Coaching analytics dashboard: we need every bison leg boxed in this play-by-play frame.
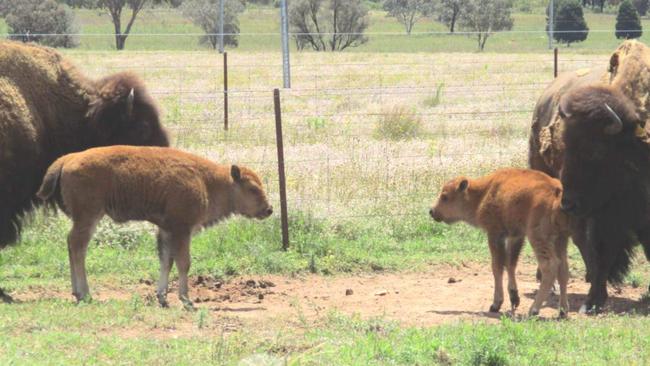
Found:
[67,218,100,302]
[171,230,194,311]
[506,236,524,312]
[529,239,560,317]
[0,288,13,303]
[156,229,174,308]
[570,218,595,283]
[556,236,570,318]
[487,234,506,313]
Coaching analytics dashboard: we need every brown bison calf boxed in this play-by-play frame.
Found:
[430,168,570,317]
[37,146,273,309]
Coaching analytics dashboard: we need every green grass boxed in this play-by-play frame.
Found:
[2,303,650,365]
[1,210,498,292]
[4,6,650,52]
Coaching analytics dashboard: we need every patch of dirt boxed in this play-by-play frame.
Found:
[12,263,650,327]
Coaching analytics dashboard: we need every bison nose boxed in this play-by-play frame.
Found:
[266,206,273,216]
[560,196,577,213]
[429,208,435,217]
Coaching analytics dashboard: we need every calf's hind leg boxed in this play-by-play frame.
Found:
[556,236,570,318]
[68,215,101,302]
[529,238,559,317]
[170,229,194,310]
[156,229,174,308]
[506,236,524,312]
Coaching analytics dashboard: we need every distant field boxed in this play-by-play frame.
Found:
[1,6,649,52]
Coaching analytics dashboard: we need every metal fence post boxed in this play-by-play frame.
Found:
[224,51,229,130]
[554,47,558,78]
[219,0,225,54]
[273,89,290,250]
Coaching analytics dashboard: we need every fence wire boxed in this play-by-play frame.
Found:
[67,48,606,227]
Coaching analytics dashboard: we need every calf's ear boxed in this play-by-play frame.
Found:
[458,179,469,192]
[231,165,242,182]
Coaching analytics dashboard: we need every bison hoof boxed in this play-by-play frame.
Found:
[578,304,601,315]
[0,288,13,304]
[559,309,568,319]
[157,294,169,308]
[75,293,92,304]
[528,308,540,317]
[489,303,501,313]
[509,289,520,309]
[180,296,195,311]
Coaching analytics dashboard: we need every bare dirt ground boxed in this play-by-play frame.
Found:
[15,263,650,327]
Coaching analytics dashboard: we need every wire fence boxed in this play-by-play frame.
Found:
[59,41,610,243]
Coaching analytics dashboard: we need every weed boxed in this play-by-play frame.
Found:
[373,105,424,140]
[423,82,445,108]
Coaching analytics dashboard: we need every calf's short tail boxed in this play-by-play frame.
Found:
[36,157,67,203]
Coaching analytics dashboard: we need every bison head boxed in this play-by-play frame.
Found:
[230,165,273,220]
[430,176,470,224]
[559,85,642,216]
[86,72,169,148]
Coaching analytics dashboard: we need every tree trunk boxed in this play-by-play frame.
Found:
[450,12,457,33]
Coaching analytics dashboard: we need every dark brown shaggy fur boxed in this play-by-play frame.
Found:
[0,41,168,253]
[528,40,650,313]
[559,84,650,313]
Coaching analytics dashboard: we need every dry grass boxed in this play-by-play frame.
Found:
[64,50,606,219]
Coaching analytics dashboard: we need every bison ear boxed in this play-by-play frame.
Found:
[231,165,242,182]
[603,103,623,135]
[558,99,571,119]
[126,88,134,119]
[458,179,469,192]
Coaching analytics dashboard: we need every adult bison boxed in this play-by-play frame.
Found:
[529,40,650,313]
[0,41,169,301]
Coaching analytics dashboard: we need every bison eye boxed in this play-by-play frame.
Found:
[440,194,448,202]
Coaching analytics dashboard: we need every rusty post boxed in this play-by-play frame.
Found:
[554,47,558,78]
[273,88,290,250]
[223,51,229,130]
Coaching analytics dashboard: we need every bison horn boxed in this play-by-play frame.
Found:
[603,103,623,135]
[126,88,135,118]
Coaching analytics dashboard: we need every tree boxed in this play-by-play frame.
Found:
[438,0,466,33]
[550,0,589,47]
[383,0,434,35]
[616,0,642,39]
[459,0,513,51]
[98,0,149,50]
[181,0,245,49]
[633,0,649,15]
[4,0,80,48]
[289,0,369,51]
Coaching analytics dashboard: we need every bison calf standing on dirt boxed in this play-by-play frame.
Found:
[430,168,571,318]
[0,41,169,302]
[37,146,273,309]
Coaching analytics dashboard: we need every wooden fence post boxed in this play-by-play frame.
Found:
[273,89,290,250]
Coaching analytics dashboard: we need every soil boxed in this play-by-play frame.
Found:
[13,262,650,327]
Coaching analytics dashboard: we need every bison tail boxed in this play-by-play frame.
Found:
[36,158,66,203]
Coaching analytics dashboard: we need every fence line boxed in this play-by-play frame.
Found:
[59,45,608,247]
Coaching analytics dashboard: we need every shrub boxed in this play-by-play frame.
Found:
[5,0,80,48]
[289,0,369,51]
[549,0,589,47]
[616,0,642,39]
[181,0,245,49]
[374,105,424,140]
